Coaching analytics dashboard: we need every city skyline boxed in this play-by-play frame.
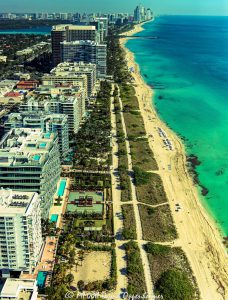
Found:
[0,0,228,16]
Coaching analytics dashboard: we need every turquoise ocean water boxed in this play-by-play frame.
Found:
[126,16,228,237]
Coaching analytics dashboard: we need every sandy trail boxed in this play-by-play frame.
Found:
[120,22,228,300]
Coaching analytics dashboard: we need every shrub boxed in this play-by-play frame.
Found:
[145,243,170,256]
[156,269,196,300]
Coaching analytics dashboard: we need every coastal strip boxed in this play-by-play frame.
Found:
[120,22,228,300]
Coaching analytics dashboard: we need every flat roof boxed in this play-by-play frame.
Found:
[0,128,56,166]
[0,278,36,297]
[52,24,96,31]
[0,189,39,215]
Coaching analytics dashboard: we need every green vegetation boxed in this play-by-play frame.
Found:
[124,241,146,295]
[145,243,170,256]
[139,204,177,242]
[120,84,158,171]
[144,243,200,299]
[0,34,51,79]
[122,204,137,240]
[133,166,151,185]
[130,139,158,171]
[72,172,111,189]
[156,269,196,300]
[107,29,132,83]
[135,170,168,205]
[72,81,112,170]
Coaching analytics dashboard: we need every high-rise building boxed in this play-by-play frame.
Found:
[20,95,83,135]
[4,112,69,160]
[0,128,61,218]
[0,189,42,273]
[134,5,152,23]
[51,24,98,66]
[60,41,107,78]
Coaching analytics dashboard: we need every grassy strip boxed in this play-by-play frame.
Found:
[122,204,137,240]
[120,84,158,171]
[134,168,168,205]
[145,243,200,300]
[130,139,158,171]
[138,204,177,242]
[124,241,146,295]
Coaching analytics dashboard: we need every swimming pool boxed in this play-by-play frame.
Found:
[39,142,47,148]
[33,155,40,161]
[37,271,48,288]
[57,179,67,197]
[50,214,58,222]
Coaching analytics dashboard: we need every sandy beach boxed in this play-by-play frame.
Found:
[120,22,228,300]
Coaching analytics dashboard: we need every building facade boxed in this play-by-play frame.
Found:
[51,24,98,66]
[0,128,61,218]
[60,40,107,78]
[4,112,69,160]
[20,95,83,135]
[0,190,42,273]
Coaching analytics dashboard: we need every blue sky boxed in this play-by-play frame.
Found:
[1,0,228,15]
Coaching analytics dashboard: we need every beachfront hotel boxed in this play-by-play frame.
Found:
[51,24,99,66]
[4,112,70,161]
[60,40,107,78]
[0,128,61,218]
[0,190,43,274]
[20,94,83,135]
[43,62,96,97]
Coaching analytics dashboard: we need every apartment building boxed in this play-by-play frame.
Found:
[60,40,107,78]
[0,128,61,218]
[4,112,69,160]
[0,190,42,273]
[51,24,98,66]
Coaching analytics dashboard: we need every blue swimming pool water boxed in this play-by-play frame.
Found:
[39,142,47,148]
[50,214,58,222]
[37,271,47,288]
[57,179,67,197]
[33,155,40,161]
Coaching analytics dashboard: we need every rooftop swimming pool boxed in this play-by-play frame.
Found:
[50,214,58,222]
[57,179,67,197]
[39,142,47,148]
[33,154,40,161]
[44,132,51,139]
[37,271,47,288]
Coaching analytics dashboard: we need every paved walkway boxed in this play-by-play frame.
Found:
[117,85,155,298]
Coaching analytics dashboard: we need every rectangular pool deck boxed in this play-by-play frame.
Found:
[67,191,104,215]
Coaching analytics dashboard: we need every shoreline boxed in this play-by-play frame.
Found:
[120,21,228,299]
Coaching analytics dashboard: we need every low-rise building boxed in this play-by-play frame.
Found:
[0,128,61,218]
[16,80,39,90]
[0,278,38,300]
[0,190,42,273]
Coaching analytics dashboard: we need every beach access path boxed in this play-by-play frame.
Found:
[120,23,228,300]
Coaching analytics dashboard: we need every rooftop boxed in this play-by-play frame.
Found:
[52,24,96,31]
[0,128,56,166]
[0,278,37,298]
[0,189,39,215]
